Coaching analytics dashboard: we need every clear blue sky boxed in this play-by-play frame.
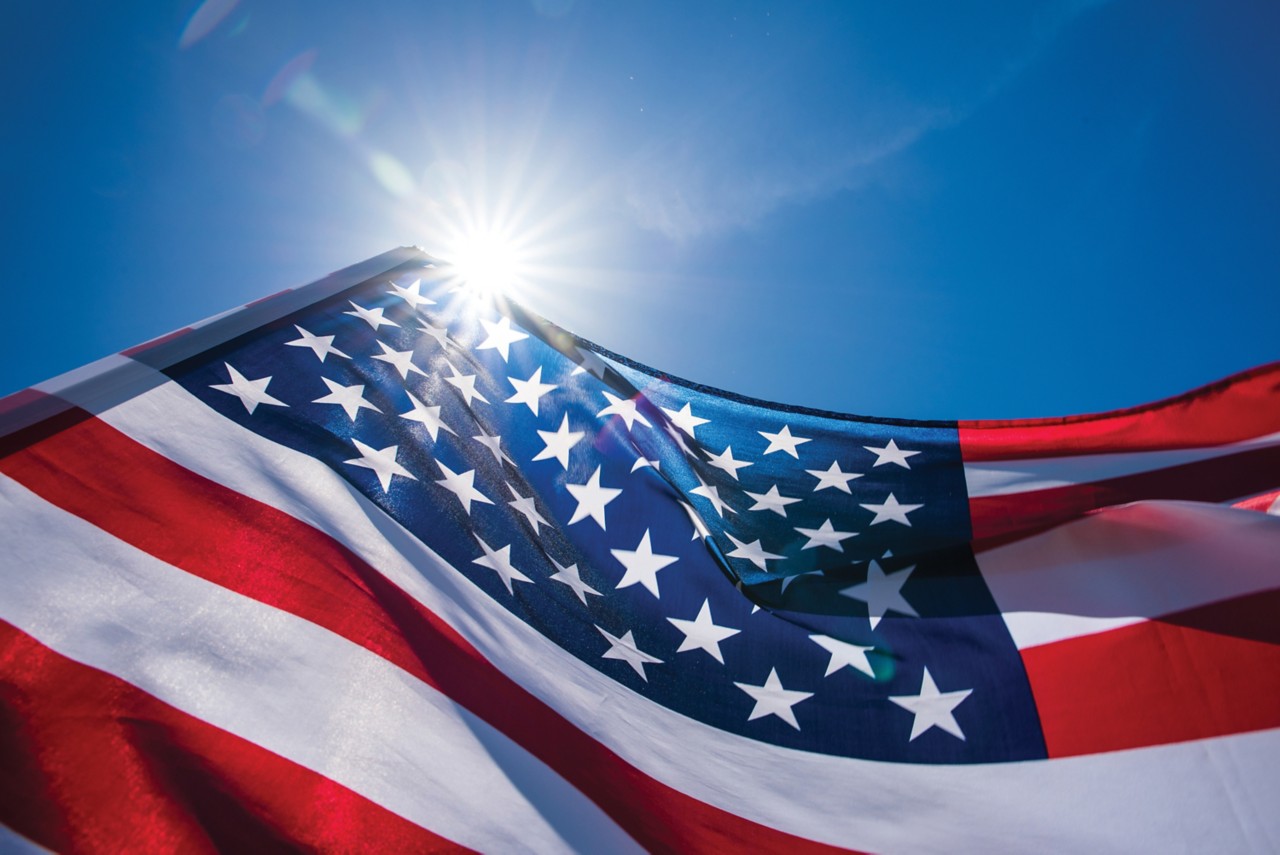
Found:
[2,0,1276,419]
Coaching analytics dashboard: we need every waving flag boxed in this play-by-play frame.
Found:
[2,247,1277,852]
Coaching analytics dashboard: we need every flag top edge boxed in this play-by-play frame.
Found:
[956,360,1280,431]
[4,244,1276,437]
[0,247,424,438]
[502,294,1279,433]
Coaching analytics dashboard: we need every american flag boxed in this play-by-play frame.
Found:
[2,247,1277,852]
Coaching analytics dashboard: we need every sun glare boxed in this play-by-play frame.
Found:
[390,139,612,324]
[444,229,524,299]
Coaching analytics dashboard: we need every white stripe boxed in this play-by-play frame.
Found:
[28,352,170,425]
[32,352,139,399]
[964,430,1280,497]
[0,475,641,855]
[91,374,1280,853]
[975,500,1280,649]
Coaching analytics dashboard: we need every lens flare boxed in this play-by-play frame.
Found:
[178,0,240,48]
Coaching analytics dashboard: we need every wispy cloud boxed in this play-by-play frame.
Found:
[622,106,952,241]
[621,0,1112,241]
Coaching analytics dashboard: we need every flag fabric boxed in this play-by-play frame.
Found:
[1,246,1278,853]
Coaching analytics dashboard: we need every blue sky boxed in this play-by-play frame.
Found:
[2,0,1276,419]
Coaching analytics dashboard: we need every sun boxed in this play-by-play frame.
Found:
[405,153,604,321]
[438,227,528,300]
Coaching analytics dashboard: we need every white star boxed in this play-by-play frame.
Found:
[506,484,549,535]
[689,470,734,518]
[860,493,924,526]
[794,519,857,552]
[668,599,740,664]
[809,634,875,678]
[476,316,528,362]
[371,340,428,381]
[839,560,919,629]
[443,362,490,407]
[744,484,801,517]
[312,377,381,421]
[630,456,660,472]
[661,402,709,438]
[472,429,514,466]
[597,626,663,681]
[611,529,679,598]
[418,319,455,350]
[664,421,696,457]
[344,301,400,330]
[210,363,288,414]
[806,460,863,493]
[505,366,557,415]
[734,668,813,730]
[344,439,416,492]
[679,500,711,540]
[864,438,921,469]
[285,325,349,362]
[570,347,609,379]
[759,424,811,458]
[566,465,622,530]
[533,414,585,469]
[779,568,825,594]
[549,559,601,604]
[889,667,973,741]
[704,445,752,481]
[472,534,533,594]
[399,391,456,441]
[435,461,494,515]
[725,532,784,571]
[597,391,652,431]
[388,278,435,310]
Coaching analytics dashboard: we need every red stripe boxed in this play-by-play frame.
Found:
[0,620,466,854]
[0,401,92,459]
[121,328,193,357]
[960,362,1280,461]
[968,444,1280,541]
[243,288,293,308]
[0,413,846,854]
[1022,590,1280,758]
[0,388,49,418]
[0,389,82,447]
[1233,489,1280,514]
